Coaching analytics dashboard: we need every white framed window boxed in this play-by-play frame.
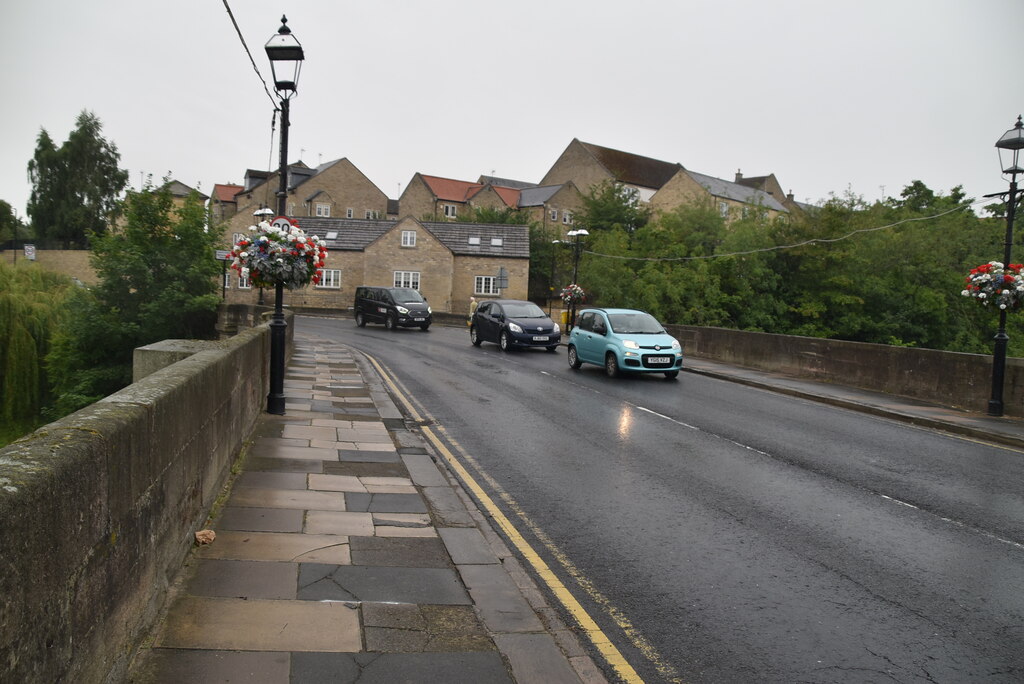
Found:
[238,270,251,289]
[315,202,331,217]
[550,209,558,221]
[475,276,499,295]
[316,268,341,289]
[223,273,232,290]
[443,204,457,218]
[491,237,503,247]
[562,210,573,224]
[719,201,729,218]
[346,208,354,219]
[394,271,420,289]
[232,232,245,246]
[468,236,481,245]
[401,230,417,247]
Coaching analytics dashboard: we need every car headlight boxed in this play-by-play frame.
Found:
[427,306,432,314]
[508,322,524,333]
[672,339,681,350]
[396,306,410,315]
[622,339,640,349]
[552,323,560,334]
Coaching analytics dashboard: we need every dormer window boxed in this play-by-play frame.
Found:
[315,202,330,217]
[491,238,503,246]
[468,236,481,245]
[443,204,458,218]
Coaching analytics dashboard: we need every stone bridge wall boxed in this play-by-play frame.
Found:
[0,320,285,683]
[670,325,1024,417]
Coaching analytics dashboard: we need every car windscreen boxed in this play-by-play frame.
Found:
[502,302,547,318]
[607,312,664,334]
[390,288,424,303]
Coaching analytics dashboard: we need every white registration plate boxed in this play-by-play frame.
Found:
[414,317,425,322]
[532,336,549,342]
[648,356,671,364]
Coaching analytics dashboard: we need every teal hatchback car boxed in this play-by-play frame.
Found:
[567,308,683,379]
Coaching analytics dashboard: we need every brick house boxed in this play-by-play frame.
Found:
[219,216,529,316]
[540,139,793,221]
[210,183,243,223]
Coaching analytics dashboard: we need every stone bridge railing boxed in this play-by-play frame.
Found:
[0,310,292,683]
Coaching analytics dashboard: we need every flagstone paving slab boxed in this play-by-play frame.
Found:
[196,530,351,564]
[217,507,305,533]
[235,471,308,490]
[156,597,360,652]
[188,559,297,599]
[289,652,512,684]
[307,473,367,492]
[305,510,375,536]
[228,487,346,511]
[348,536,451,568]
[296,565,471,604]
[343,492,427,513]
[132,649,291,683]
[246,456,326,473]
[362,603,493,652]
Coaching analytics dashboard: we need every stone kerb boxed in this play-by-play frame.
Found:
[0,324,271,684]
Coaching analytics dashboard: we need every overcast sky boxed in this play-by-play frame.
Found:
[4,0,1022,221]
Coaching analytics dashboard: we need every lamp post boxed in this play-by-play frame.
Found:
[566,228,589,330]
[265,15,304,415]
[988,115,1024,417]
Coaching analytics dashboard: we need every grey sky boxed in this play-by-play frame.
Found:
[4,0,1022,221]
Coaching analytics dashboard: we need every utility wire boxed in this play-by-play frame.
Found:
[581,198,992,263]
[221,0,279,109]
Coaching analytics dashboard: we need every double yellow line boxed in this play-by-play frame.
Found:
[363,353,672,684]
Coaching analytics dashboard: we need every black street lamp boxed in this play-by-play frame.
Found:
[567,228,589,330]
[988,115,1024,417]
[264,16,304,415]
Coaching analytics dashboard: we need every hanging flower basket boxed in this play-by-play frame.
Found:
[230,220,328,290]
[560,283,586,305]
[962,261,1024,310]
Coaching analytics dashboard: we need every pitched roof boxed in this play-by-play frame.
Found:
[163,180,209,201]
[491,186,521,208]
[287,217,529,258]
[212,184,243,203]
[685,171,788,212]
[477,175,536,190]
[578,140,684,190]
[518,184,564,207]
[419,220,529,258]
[420,175,483,202]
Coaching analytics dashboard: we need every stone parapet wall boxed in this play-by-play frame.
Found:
[671,325,1021,417]
[0,324,273,683]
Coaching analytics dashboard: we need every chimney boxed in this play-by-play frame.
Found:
[735,169,743,182]
[787,189,795,202]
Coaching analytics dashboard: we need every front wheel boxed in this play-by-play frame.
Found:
[385,313,397,331]
[605,352,620,378]
[420,323,430,331]
[499,330,512,352]
[355,312,366,328]
[664,370,679,380]
[567,345,582,369]
[470,326,482,346]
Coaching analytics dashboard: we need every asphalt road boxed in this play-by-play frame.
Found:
[297,315,1024,684]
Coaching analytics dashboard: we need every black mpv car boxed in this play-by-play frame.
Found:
[470,299,560,351]
[353,286,432,330]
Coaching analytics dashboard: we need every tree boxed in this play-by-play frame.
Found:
[47,181,222,414]
[0,200,27,244]
[575,180,652,233]
[26,110,128,247]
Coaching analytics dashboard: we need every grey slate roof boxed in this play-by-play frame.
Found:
[518,184,563,207]
[685,171,788,213]
[477,175,537,190]
[290,217,529,258]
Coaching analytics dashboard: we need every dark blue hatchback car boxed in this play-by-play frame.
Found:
[470,299,561,352]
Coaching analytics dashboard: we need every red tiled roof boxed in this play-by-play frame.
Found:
[213,183,244,203]
[492,186,521,208]
[421,175,482,202]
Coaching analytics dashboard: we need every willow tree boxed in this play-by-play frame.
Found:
[0,262,72,445]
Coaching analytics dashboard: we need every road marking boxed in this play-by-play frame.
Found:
[363,353,670,683]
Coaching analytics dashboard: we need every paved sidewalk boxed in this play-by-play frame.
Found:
[129,332,605,684]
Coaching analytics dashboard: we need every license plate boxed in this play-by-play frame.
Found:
[414,317,425,322]
[532,336,549,342]
[648,356,671,364]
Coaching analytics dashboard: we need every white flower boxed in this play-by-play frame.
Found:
[1001,304,1008,309]
[962,290,970,296]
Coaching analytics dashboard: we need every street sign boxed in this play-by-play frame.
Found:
[24,244,36,261]
[271,216,297,231]
[215,249,232,261]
